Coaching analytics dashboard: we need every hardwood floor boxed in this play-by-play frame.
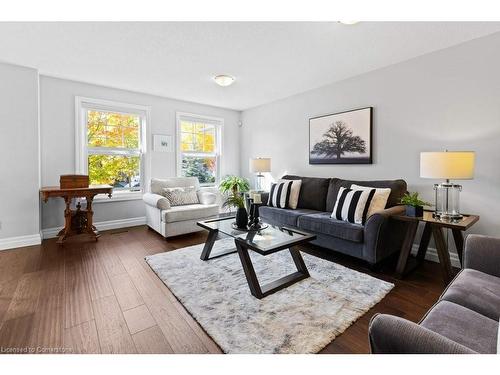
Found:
[0,226,447,354]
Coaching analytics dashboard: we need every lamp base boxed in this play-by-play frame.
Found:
[433,182,463,221]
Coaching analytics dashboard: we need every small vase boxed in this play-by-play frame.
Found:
[235,207,248,229]
[406,205,423,217]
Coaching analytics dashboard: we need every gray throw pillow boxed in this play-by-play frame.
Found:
[162,186,199,206]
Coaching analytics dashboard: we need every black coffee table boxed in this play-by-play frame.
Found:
[197,216,316,299]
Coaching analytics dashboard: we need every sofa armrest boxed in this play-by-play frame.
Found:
[464,234,500,278]
[143,193,170,210]
[369,314,475,354]
[363,205,405,261]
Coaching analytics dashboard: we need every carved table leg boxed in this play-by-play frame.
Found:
[86,195,100,241]
[57,196,73,244]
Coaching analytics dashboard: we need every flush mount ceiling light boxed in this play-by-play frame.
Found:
[213,74,235,87]
[338,21,360,25]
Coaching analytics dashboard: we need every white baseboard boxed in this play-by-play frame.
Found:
[0,233,42,251]
[411,244,461,268]
[41,216,147,240]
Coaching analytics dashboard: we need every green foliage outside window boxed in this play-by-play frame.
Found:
[87,110,141,189]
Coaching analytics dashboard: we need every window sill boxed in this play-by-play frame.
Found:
[93,190,143,204]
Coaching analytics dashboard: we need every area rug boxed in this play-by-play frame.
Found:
[145,238,394,354]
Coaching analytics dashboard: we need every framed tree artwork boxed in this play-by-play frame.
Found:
[309,107,372,164]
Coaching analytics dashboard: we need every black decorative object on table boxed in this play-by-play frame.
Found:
[248,202,263,229]
[235,207,248,229]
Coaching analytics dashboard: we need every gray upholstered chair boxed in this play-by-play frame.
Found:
[369,234,500,354]
[143,177,220,238]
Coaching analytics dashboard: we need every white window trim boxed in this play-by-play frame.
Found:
[75,96,151,202]
[176,112,223,187]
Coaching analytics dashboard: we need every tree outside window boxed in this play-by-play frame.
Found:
[178,116,221,185]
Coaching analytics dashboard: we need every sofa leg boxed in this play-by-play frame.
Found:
[369,262,383,272]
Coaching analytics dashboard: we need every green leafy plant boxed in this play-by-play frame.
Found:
[400,192,432,207]
[219,175,250,195]
[222,193,246,210]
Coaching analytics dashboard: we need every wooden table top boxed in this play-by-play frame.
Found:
[40,185,113,201]
[392,210,479,230]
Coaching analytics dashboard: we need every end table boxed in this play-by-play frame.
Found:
[393,210,479,284]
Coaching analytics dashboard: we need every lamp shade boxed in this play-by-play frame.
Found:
[249,158,271,173]
[420,151,475,180]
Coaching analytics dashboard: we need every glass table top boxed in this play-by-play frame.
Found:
[197,216,315,253]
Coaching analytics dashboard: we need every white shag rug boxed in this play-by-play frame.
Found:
[145,238,394,354]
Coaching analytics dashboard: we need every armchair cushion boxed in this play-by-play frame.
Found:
[143,192,171,210]
[420,301,498,354]
[161,204,219,223]
[441,269,500,321]
[369,313,475,354]
[464,234,500,278]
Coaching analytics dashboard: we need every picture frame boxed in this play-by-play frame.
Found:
[309,107,373,164]
[153,134,173,152]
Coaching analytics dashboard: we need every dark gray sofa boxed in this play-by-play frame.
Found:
[259,175,408,265]
[369,234,500,354]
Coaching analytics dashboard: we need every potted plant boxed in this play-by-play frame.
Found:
[222,193,248,229]
[219,175,250,196]
[400,192,431,217]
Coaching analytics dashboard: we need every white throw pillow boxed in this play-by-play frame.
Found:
[351,184,391,218]
[162,186,199,206]
[331,187,376,225]
[278,179,302,209]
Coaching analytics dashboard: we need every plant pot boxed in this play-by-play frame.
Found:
[406,205,424,217]
[235,207,248,229]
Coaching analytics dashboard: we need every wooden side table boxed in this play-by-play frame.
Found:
[393,211,479,284]
[40,185,113,244]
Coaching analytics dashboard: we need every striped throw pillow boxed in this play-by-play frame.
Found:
[267,180,293,209]
[331,187,376,224]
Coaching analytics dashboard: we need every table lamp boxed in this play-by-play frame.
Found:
[420,150,475,220]
[249,157,271,192]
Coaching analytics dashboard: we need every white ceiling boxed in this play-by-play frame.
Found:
[0,22,499,110]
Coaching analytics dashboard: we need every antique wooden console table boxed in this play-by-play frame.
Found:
[40,185,113,244]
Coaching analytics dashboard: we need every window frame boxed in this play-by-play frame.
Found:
[176,112,223,187]
[75,97,150,201]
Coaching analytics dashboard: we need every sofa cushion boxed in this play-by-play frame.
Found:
[259,206,320,227]
[441,269,500,321]
[326,179,407,212]
[282,175,331,211]
[297,212,364,242]
[420,301,498,354]
[161,204,219,223]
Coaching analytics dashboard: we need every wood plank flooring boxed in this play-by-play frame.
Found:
[0,225,447,354]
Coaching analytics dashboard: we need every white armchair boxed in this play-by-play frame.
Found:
[143,177,220,238]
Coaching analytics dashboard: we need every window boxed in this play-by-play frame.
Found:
[76,97,149,194]
[176,113,222,185]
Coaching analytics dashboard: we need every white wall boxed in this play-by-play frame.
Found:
[40,76,241,230]
[241,32,500,239]
[0,62,40,243]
